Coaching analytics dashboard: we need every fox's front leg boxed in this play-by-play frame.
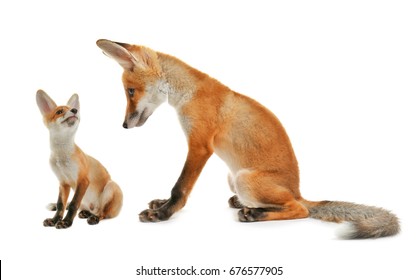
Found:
[139,143,213,222]
[55,179,89,229]
[44,184,70,227]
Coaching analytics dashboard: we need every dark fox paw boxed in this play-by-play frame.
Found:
[43,218,59,227]
[55,220,72,229]
[238,208,266,222]
[228,195,244,209]
[78,210,92,219]
[148,199,168,210]
[139,209,169,222]
[87,215,100,225]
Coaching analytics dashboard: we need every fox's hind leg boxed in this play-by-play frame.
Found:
[238,202,307,222]
[78,210,93,219]
[95,181,123,224]
[227,173,244,209]
[229,195,244,208]
[233,169,308,222]
[77,209,100,225]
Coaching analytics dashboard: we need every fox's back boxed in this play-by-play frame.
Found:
[214,91,299,175]
[85,154,111,192]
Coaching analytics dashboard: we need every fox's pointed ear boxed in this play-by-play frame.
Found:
[67,94,80,111]
[96,39,138,71]
[96,39,159,72]
[36,89,57,116]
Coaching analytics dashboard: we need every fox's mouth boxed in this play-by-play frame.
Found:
[125,108,151,128]
[62,116,78,126]
[136,108,151,127]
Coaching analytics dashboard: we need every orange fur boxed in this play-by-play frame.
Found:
[97,40,399,238]
[36,90,123,229]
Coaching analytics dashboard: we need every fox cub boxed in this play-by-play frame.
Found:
[96,39,399,239]
[36,90,123,229]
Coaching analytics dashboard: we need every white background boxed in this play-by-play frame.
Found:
[1,0,416,279]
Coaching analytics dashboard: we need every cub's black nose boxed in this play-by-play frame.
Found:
[123,122,128,129]
[71,108,78,114]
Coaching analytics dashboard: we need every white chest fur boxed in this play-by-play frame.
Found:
[49,144,79,185]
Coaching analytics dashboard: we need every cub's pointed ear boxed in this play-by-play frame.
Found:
[67,94,80,111]
[36,89,57,116]
[96,39,138,71]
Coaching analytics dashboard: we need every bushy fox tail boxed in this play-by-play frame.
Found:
[46,203,57,211]
[301,200,400,239]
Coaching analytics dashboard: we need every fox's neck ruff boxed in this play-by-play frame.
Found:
[158,53,198,110]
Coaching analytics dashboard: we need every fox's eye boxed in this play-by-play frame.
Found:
[128,88,135,97]
[56,109,64,115]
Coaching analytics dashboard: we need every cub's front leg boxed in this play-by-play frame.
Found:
[55,179,89,229]
[44,184,70,227]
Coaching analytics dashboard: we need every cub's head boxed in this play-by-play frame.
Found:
[96,39,167,129]
[36,90,80,135]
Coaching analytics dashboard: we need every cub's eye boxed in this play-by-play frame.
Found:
[128,88,135,97]
[56,109,64,115]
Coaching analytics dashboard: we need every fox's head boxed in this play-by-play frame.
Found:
[36,90,80,135]
[96,39,167,129]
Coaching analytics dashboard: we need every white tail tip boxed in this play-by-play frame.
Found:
[335,222,357,239]
[46,203,57,211]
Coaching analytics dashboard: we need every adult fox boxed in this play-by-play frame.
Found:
[97,39,399,238]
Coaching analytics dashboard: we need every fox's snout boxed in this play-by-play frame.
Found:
[122,109,151,129]
[122,111,135,129]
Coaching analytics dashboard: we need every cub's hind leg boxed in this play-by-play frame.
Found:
[95,181,123,224]
[78,209,100,225]
[78,210,93,219]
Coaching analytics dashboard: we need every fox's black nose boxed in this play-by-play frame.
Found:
[123,122,128,129]
[71,108,78,114]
